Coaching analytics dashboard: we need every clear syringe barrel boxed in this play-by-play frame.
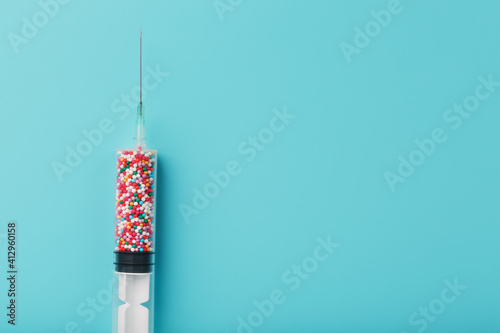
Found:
[113,148,157,333]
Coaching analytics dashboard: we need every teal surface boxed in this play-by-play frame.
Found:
[1,0,499,332]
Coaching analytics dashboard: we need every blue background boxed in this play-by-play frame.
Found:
[1,0,500,332]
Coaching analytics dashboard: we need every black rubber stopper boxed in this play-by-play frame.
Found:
[114,251,155,273]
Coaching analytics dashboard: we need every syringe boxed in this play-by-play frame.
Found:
[112,30,156,333]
